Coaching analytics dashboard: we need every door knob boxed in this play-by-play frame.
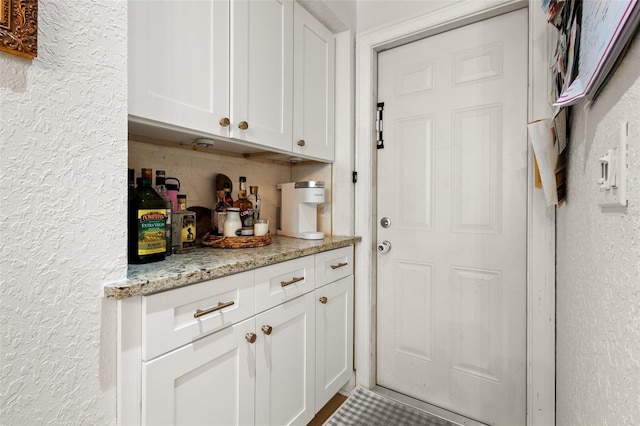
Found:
[238,121,249,130]
[261,325,273,335]
[297,139,305,147]
[245,332,257,343]
[219,117,230,127]
[377,241,392,254]
[380,217,391,228]
[319,296,328,304]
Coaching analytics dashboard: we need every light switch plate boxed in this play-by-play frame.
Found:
[598,122,628,208]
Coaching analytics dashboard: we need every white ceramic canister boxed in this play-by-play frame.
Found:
[223,207,242,237]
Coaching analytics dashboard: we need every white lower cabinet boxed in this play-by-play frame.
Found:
[122,247,354,425]
[315,276,354,410]
[256,292,315,426]
[142,317,256,426]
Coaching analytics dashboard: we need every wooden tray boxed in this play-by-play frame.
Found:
[201,233,272,249]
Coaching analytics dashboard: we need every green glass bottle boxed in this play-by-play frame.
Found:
[128,168,167,264]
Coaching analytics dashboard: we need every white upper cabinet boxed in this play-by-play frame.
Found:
[293,2,335,162]
[128,0,231,138]
[231,0,293,151]
[129,0,335,162]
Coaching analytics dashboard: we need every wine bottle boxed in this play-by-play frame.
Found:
[154,170,173,256]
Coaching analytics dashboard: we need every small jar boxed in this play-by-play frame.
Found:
[177,194,187,212]
[224,207,242,237]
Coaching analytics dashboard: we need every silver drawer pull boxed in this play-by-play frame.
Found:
[330,262,348,270]
[194,300,235,318]
[281,276,304,287]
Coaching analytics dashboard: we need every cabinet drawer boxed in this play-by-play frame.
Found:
[255,255,315,313]
[315,246,353,288]
[142,270,255,361]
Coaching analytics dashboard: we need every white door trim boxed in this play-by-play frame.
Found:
[353,2,556,425]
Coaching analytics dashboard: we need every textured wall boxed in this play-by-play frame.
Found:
[0,0,127,424]
[556,31,640,424]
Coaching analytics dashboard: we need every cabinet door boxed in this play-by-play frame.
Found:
[129,0,230,137]
[315,276,353,410]
[231,0,293,151]
[142,318,256,426]
[293,3,335,161]
[255,292,315,426]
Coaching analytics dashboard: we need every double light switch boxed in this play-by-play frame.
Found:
[598,122,628,208]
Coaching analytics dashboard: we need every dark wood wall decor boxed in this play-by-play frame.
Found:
[0,0,37,59]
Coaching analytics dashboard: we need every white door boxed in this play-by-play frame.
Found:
[255,291,315,426]
[376,9,528,426]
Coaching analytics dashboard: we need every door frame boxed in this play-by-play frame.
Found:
[353,1,556,425]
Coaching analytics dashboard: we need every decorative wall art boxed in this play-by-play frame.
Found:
[0,0,38,59]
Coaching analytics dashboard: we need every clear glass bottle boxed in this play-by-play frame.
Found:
[248,185,261,221]
[213,189,230,236]
[172,193,196,253]
[128,168,167,264]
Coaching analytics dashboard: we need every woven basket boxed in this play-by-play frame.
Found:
[201,233,272,249]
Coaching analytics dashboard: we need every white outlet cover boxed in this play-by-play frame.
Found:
[598,122,628,208]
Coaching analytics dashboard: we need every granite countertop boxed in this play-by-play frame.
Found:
[104,235,361,300]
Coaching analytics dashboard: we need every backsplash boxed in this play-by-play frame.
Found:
[128,140,332,235]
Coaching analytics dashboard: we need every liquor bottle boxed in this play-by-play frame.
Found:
[154,170,172,256]
[128,168,167,264]
[213,189,230,236]
[248,185,261,221]
[233,189,254,228]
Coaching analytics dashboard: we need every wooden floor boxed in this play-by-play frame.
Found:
[307,393,348,426]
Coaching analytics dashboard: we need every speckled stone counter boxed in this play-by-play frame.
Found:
[104,235,360,300]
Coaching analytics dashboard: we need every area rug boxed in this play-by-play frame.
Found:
[324,387,458,426]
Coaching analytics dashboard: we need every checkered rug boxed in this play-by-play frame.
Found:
[324,387,457,426]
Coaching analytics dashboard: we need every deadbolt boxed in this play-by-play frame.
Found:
[380,217,391,228]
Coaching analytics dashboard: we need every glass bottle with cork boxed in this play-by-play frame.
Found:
[128,168,167,264]
[248,185,261,221]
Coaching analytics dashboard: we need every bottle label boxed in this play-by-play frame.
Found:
[181,213,196,248]
[137,209,167,255]
[240,208,254,227]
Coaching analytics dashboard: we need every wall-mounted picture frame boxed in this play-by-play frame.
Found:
[0,0,38,59]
